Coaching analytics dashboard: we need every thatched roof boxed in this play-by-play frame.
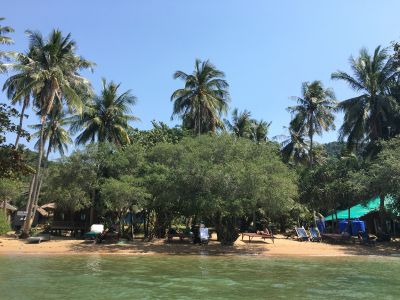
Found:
[41,202,56,210]
[36,206,49,217]
[0,201,17,211]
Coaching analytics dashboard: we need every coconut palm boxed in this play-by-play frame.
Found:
[9,29,93,235]
[331,46,397,151]
[0,17,14,73]
[30,103,72,158]
[250,119,271,142]
[71,78,139,146]
[278,126,309,165]
[287,81,337,165]
[225,108,252,138]
[171,59,230,135]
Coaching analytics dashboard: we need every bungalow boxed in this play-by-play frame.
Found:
[47,204,94,236]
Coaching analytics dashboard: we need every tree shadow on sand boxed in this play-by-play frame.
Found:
[68,238,272,256]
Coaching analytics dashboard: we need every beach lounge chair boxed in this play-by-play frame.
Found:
[27,233,51,244]
[199,227,209,244]
[167,228,193,242]
[309,227,321,242]
[241,229,275,244]
[295,227,310,241]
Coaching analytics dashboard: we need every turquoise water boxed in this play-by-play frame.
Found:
[1,255,399,299]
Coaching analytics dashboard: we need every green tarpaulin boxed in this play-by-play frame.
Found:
[325,196,393,221]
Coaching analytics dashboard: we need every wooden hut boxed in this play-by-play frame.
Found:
[12,205,49,230]
[48,204,94,236]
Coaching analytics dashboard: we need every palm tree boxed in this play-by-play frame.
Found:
[71,78,139,146]
[31,104,72,158]
[287,81,337,165]
[0,17,14,73]
[171,59,230,135]
[9,30,93,235]
[29,102,73,219]
[278,126,309,165]
[331,46,397,151]
[250,119,271,142]
[225,108,252,138]
[3,51,33,149]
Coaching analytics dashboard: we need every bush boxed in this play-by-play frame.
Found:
[0,213,11,235]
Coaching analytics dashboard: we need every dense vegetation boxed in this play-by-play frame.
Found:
[1,17,400,241]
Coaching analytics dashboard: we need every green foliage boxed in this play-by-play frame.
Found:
[0,213,10,235]
[0,103,32,178]
[0,178,24,202]
[145,135,298,244]
[354,137,400,205]
[129,121,187,148]
[42,149,99,211]
[299,155,363,214]
[101,175,150,213]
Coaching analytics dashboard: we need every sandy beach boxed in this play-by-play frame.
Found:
[1,234,399,257]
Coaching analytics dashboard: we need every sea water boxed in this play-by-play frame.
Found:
[0,255,399,299]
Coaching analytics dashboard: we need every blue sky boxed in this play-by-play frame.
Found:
[1,1,400,157]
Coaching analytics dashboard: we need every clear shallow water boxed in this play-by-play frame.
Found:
[1,255,399,300]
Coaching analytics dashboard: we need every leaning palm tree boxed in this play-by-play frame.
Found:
[71,78,139,146]
[9,30,93,235]
[171,59,230,135]
[0,17,14,73]
[331,46,397,151]
[287,81,337,165]
[29,102,73,218]
[225,108,252,138]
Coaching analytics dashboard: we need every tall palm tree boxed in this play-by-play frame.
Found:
[71,78,139,146]
[331,46,397,151]
[0,17,14,73]
[9,30,93,235]
[171,59,230,135]
[225,108,252,138]
[250,119,271,142]
[287,81,337,165]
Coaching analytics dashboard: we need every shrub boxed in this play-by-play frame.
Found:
[0,213,11,235]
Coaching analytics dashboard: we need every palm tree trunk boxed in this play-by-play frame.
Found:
[14,95,29,149]
[198,106,201,136]
[309,132,314,166]
[379,194,386,233]
[25,87,58,235]
[22,116,46,236]
[31,144,50,220]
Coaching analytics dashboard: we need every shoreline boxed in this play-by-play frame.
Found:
[1,235,399,258]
